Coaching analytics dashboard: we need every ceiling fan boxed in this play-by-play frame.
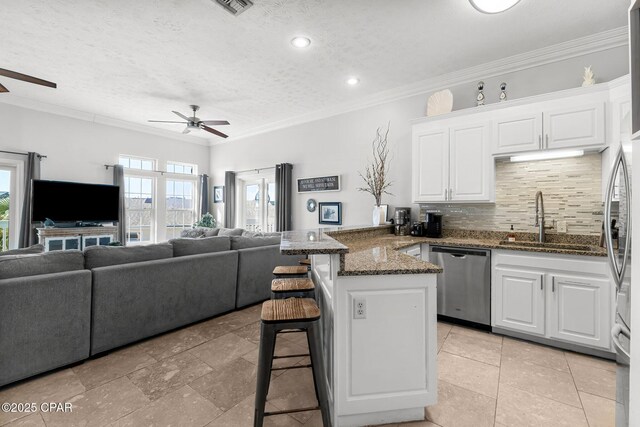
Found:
[0,68,57,93]
[148,105,230,138]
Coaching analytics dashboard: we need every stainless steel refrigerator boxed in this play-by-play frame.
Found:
[604,140,632,427]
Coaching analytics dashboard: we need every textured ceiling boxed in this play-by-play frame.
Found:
[0,0,628,142]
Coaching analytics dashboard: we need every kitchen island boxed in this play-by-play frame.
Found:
[280,226,442,427]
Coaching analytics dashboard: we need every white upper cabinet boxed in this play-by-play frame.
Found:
[543,102,606,150]
[412,121,494,203]
[412,128,449,202]
[493,110,542,154]
[449,123,492,201]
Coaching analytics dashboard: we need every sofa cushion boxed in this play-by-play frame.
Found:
[230,235,281,250]
[218,227,244,236]
[84,243,173,270]
[0,251,85,279]
[180,227,220,238]
[0,244,45,257]
[170,236,231,257]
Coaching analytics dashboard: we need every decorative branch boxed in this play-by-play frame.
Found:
[357,122,393,206]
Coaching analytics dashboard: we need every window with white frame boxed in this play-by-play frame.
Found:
[166,162,195,175]
[120,156,156,244]
[238,172,276,233]
[165,176,196,239]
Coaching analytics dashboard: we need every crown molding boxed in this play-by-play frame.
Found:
[0,94,211,146]
[226,26,629,143]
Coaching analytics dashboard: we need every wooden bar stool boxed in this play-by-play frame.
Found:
[272,265,308,279]
[271,278,315,300]
[254,298,331,427]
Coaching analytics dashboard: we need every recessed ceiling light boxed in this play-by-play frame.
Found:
[291,36,311,48]
[346,77,360,85]
[469,0,521,14]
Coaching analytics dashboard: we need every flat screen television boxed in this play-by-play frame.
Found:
[32,180,120,223]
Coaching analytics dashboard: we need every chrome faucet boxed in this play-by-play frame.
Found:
[534,191,546,243]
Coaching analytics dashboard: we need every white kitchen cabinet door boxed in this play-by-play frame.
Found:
[548,274,611,349]
[449,122,493,201]
[412,129,449,203]
[492,111,542,154]
[543,102,606,150]
[494,267,545,335]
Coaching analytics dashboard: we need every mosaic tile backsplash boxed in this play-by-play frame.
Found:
[421,153,605,236]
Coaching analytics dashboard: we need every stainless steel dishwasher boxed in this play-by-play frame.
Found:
[429,246,491,326]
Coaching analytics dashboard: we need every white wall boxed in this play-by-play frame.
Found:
[210,46,630,230]
[0,103,211,184]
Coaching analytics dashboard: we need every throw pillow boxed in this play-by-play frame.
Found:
[218,227,244,236]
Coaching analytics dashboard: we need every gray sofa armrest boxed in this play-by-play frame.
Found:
[91,251,238,354]
[0,270,92,387]
[236,245,305,308]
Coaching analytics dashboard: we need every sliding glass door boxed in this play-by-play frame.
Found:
[0,165,18,251]
[238,174,276,232]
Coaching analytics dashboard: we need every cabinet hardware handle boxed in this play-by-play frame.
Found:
[539,135,542,150]
[540,276,543,290]
[552,276,555,292]
[545,134,549,148]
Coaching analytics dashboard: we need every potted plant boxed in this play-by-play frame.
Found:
[194,212,216,228]
[358,123,393,226]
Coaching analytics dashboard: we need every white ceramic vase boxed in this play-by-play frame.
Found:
[372,205,384,226]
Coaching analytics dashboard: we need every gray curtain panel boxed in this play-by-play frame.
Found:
[200,174,209,216]
[224,171,236,228]
[113,165,127,246]
[275,163,293,232]
[18,152,41,248]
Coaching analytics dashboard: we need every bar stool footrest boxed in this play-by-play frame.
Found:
[272,353,309,359]
[265,406,319,416]
[271,363,312,371]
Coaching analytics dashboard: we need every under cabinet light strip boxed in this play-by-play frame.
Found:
[510,149,584,162]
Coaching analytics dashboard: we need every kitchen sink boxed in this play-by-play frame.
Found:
[498,240,595,252]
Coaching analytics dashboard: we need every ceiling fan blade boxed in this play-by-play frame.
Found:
[172,110,191,121]
[0,68,56,88]
[201,125,228,138]
[182,127,191,134]
[200,120,230,126]
[0,83,8,93]
[148,120,187,124]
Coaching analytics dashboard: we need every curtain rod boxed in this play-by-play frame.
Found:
[104,164,207,177]
[0,149,47,159]
[235,166,276,174]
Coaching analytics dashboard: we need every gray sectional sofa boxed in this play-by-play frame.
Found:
[0,232,303,387]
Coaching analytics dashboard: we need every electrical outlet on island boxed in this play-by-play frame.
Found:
[353,297,367,319]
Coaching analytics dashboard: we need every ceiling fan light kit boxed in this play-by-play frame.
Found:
[148,105,230,138]
[469,0,522,14]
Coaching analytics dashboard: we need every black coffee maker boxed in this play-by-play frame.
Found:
[423,213,442,238]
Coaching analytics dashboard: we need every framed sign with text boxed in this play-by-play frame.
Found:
[297,175,341,193]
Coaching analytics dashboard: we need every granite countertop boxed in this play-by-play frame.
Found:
[280,229,349,255]
[281,225,606,278]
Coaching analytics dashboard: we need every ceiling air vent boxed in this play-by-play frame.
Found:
[215,0,254,16]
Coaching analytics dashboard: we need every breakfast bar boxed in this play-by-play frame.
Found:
[280,226,442,427]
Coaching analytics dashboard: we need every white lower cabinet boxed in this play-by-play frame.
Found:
[548,274,611,348]
[492,251,613,351]
[494,267,545,336]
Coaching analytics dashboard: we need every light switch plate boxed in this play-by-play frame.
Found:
[557,220,567,233]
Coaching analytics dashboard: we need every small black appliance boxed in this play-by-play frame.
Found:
[424,213,443,238]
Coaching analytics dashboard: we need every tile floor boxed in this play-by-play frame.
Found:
[0,304,616,427]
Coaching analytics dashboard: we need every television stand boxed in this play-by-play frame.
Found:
[37,226,118,251]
